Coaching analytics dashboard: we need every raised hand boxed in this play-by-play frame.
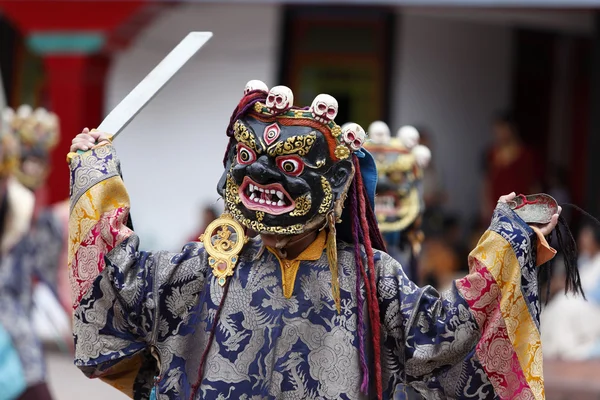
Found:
[70,128,112,152]
[498,192,561,236]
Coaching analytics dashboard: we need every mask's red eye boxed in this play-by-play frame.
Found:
[276,156,304,176]
[237,144,256,165]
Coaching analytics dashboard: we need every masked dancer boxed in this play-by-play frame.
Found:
[68,81,566,400]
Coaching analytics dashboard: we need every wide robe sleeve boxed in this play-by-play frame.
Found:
[379,202,551,400]
[68,143,207,398]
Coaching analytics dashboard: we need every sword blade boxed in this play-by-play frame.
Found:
[99,31,212,137]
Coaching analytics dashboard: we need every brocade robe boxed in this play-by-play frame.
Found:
[0,178,47,393]
[69,144,553,400]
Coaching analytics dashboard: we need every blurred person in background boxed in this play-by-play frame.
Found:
[419,215,470,291]
[7,106,70,317]
[365,122,431,400]
[542,223,600,360]
[481,111,542,222]
[0,106,55,400]
[416,128,448,237]
[10,106,59,214]
[364,122,431,282]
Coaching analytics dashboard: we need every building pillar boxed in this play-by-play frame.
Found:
[43,54,107,202]
[0,0,157,203]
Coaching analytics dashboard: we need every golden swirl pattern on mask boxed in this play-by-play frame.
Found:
[290,193,312,217]
[226,175,242,205]
[318,176,333,215]
[267,133,316,157]
[256,211,265,222]
[225,175,305,235]
[234,120,261,153]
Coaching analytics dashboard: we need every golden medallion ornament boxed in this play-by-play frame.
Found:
[334,144,350,160]
[199,213,248,286]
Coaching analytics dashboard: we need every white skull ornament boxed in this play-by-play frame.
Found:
[398,125,420,150]
[1,108,14,128]
[342,123,366,152]
[17,105,33,119]
[412,144,432,168]
[266,86,294,113]
[367,121,391,145]
[244,80,269,95]
[310,94,338,124]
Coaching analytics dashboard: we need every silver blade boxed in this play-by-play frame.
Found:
[99,31,212,138]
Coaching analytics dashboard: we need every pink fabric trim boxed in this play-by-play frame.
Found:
[70,207,132,308]
[456,261,534,399]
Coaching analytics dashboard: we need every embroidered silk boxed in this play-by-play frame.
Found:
[69,144,549,400]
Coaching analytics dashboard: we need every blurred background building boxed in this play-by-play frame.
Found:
[1,0,598,249]
[1,0,600,398]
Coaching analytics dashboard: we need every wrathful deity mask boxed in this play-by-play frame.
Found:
[2,105,59,190]
[364,123,431,233]
[217,82,368,236]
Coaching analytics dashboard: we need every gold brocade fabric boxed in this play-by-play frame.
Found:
[470,230,544,399]
[67,144,554,400]
[267,230,327,298]
[68,177,130,267]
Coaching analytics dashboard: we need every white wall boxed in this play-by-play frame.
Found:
[392,13,513,222]
[106,4,281,250]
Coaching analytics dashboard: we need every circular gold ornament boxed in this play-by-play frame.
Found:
[200,213,248,286]
[334,144,350,160]
[331,125,342,138]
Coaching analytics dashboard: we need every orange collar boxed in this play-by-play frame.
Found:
[267,230,327,298]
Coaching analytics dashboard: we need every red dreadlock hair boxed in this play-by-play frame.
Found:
[349,155,385,399]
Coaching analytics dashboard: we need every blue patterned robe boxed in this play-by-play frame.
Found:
[68,144,551,400]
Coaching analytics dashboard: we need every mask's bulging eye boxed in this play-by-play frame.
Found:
[237,144,256,165]
[276,156,304,176]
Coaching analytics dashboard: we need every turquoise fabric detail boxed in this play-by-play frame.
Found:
[358,148,377,210]
[27,33,105,54]
[337,149,378,244]
[0,324,26,400]
[150,386,157,400]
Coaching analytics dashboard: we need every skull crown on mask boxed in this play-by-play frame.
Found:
[218,80,366,236]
